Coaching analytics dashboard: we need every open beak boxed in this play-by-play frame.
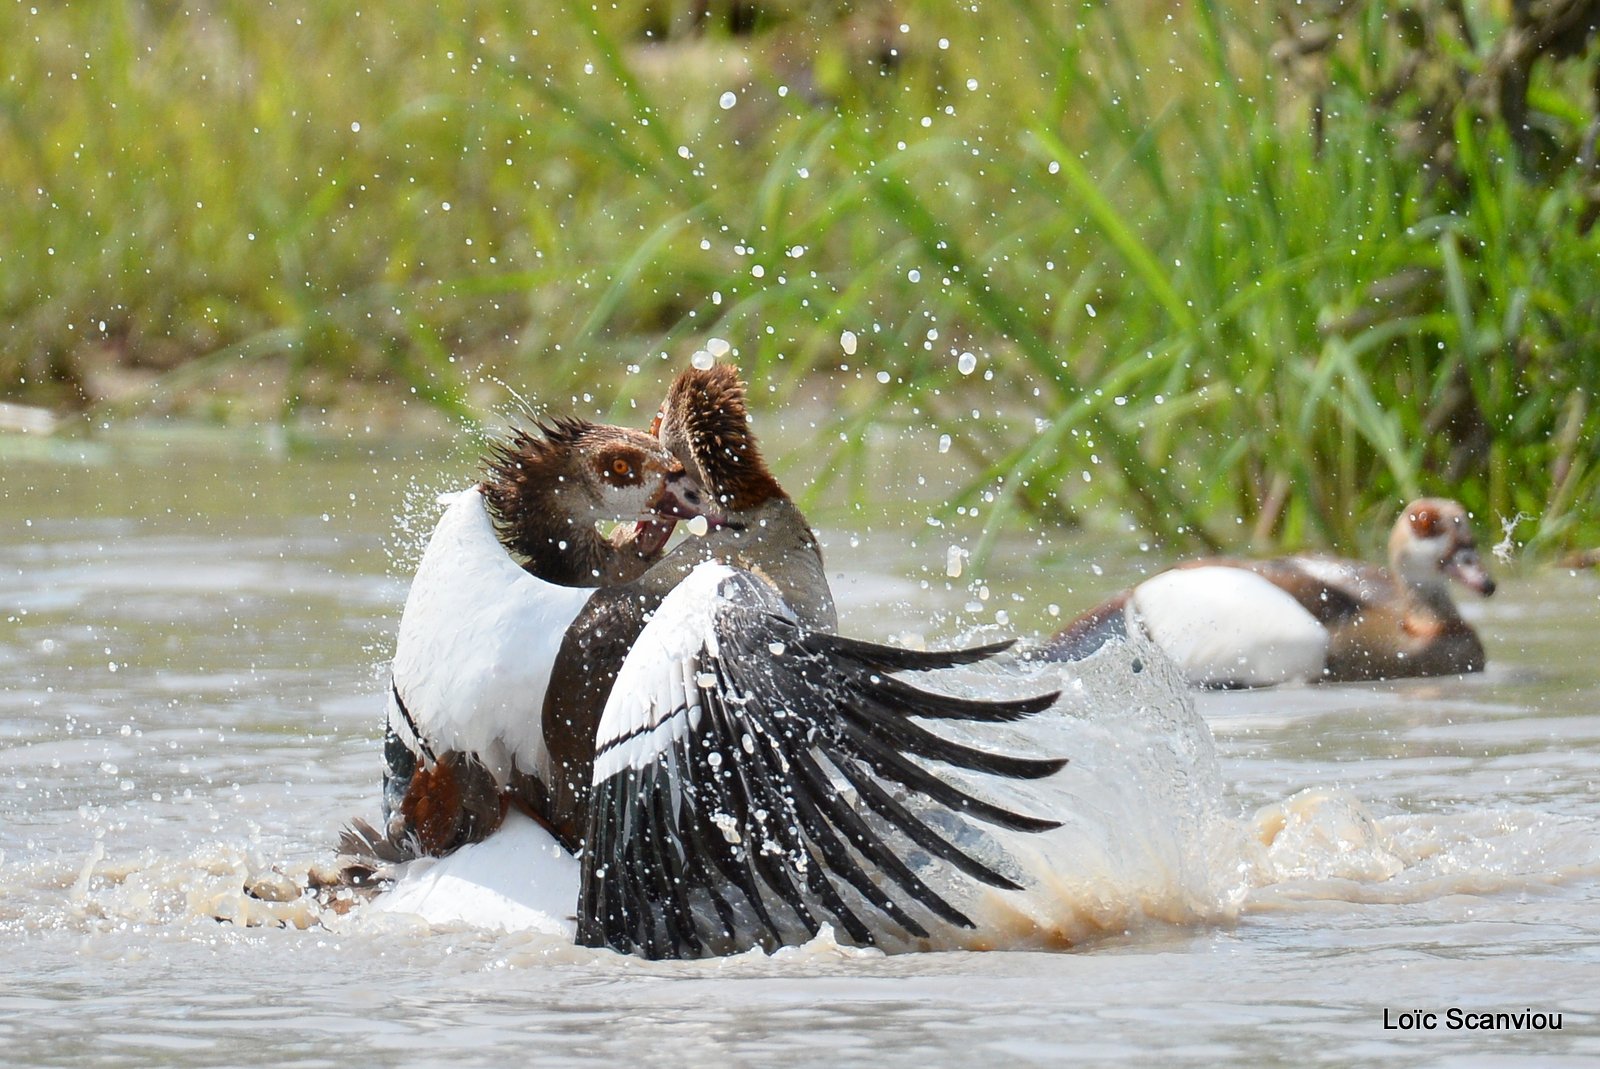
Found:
[1443,546,1496,596]
[630,517,675,557]
[625,469,697,557]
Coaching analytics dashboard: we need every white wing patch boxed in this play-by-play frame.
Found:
[1131,566,1329,687]
[590,561,739,784]
[390,488,595,785]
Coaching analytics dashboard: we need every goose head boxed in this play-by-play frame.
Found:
[1388,497,1496,601]
[481,416,702,562]
[650,363,784,526]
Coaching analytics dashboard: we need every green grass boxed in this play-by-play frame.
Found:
[2,0,1597,558]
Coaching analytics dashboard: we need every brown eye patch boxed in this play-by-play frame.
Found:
[1408,506,1442,539]
[600,452,641,484]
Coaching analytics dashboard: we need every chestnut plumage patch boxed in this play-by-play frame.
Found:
[397,753,500,857]
[1405,498,1474,545]
[1408,504,1443,539]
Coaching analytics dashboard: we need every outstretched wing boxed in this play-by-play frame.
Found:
[577,562,1065,959]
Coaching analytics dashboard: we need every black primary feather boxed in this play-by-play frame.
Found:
[577,571,1066,958]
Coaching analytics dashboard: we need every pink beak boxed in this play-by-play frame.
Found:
[652,481,703,521]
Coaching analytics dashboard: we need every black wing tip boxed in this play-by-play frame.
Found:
[1000,754,1071,781]
[994,811,1062,833]
[879,684,1061,723]
[1012,690,1062,715]
[932,638,1016,664]
[815,631,1016,672]
[574,607,1077,959]
[961,801,1063,834]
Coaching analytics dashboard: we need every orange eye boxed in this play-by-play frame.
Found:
[612,459,631,475]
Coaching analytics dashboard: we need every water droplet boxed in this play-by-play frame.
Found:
[840,330,857,355]
[706,337,731,357]
[946,546,965,578]
[719,91,737,109]
[938,434,951,453]
[957,352,977,375]
[690,350,715,370]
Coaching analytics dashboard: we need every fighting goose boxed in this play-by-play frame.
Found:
[564,364,1065,956]
[360,365,1067,959]
[353,417,700,863]
[1040,498,1495,687]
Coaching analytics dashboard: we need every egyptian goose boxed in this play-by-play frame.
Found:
[355,417,701,862]
[1040,498,1495,687]
[358,371,1066,958]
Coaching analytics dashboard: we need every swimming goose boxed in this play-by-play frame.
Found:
[359,366,1067,958]
[1040,498,1495,687]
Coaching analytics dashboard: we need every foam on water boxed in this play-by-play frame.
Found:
[3,838,330,936]
[10,630,1596,962]
[864,632,1250,951]
[1242,789,1600,910]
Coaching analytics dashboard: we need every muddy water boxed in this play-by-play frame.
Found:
[2,427,1597,1066]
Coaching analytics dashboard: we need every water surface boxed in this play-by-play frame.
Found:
[2,429,1597,1066]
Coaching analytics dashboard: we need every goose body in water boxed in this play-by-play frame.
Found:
[1040,499,1495,687]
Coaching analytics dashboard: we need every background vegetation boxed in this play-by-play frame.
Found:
[3,0,1598,557]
